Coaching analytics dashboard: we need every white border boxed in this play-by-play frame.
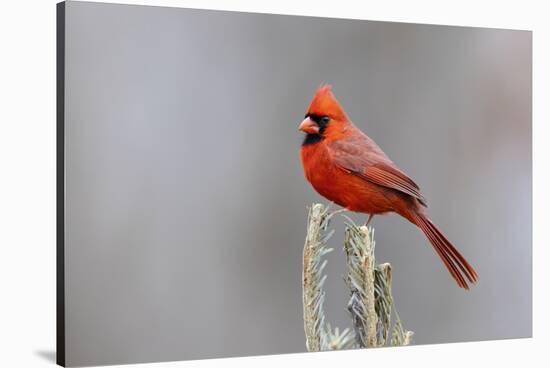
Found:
[0,1,546,367]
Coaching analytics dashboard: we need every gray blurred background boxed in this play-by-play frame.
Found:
[63,1,531,366]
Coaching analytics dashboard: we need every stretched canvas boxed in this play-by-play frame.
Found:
[57,1,532,366]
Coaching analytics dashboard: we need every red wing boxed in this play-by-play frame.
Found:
[328,139,427,206]
[363,164,427,206]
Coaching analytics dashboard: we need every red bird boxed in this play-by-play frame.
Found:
[299,85,478,289]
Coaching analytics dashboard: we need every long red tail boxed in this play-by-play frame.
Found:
[410,212,478,289]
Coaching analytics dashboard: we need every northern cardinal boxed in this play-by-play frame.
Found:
[299,85,478,289]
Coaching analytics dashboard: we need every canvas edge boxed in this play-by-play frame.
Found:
[56,1,66,366]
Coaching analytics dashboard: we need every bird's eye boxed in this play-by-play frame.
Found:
[320,116,330,125]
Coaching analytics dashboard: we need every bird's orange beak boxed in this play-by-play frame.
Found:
[299,117,320,134]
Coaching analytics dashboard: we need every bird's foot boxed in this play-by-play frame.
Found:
[326,207,349,221]
[365,214,375,228]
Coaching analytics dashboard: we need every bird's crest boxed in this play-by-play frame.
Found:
[306,84,348,121]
